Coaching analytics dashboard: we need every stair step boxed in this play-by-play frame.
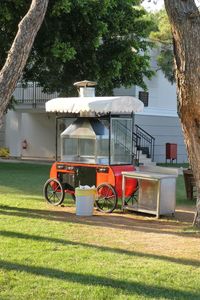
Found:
[138,152,156,166]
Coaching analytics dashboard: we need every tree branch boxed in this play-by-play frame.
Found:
[0,0,49,125]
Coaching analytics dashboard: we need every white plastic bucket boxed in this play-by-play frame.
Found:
[75,186,96,216]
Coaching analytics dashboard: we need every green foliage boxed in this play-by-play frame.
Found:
[149,9,175,83]
[0,0,155,95]
[0,1,30,67]
[150,10,172,43]
[0,147,9,158]
[51,40,76,62]
[52,0,71,16]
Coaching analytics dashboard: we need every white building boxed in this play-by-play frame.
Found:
[2,52,188,163]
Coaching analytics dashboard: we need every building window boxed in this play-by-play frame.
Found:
[138,91,149,107]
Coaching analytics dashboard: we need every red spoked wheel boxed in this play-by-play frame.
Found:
[43,178,64,206]
[124,186,139,206]
[95,183,117,213]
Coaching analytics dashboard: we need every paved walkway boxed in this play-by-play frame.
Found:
[0,157,53,165]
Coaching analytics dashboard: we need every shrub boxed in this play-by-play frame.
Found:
[0,147,9,158]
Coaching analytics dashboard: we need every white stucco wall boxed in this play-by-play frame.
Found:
[20,113,56,159]
[113,48,177,111]
[136,47,177,110]
[0,116,6,147]
[135,113,188,163]
[113,85,136,97]
[6,111,56,160]
[138,69,177,109]
[112,48,187,163]
[5,111,22,157]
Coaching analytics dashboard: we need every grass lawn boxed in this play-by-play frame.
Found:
[158,163,195,206]
[0,161,199,300]
[176,174,195,206]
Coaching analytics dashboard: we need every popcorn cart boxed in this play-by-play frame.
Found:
[43,81,143,213]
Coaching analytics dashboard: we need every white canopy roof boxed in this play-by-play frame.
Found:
[45,96,144,114]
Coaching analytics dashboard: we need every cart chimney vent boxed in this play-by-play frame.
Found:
[74,80,97,97]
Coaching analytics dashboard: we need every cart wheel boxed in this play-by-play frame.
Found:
[95,183,117,213]
[124,186,139,206]
[43,178,65,206]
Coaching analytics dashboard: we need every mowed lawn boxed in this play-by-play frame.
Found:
[0,161,200,300]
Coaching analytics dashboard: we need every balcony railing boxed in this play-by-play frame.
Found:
[13,82,59,108]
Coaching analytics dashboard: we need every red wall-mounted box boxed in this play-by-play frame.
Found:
[166,143,177,160]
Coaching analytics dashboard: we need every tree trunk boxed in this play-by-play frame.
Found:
[0,0,49,127]
[164,0,200,226]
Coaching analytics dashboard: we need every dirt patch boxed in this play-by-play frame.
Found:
[45,203,200,261]
[50,204,196,231]
[175,205,196,223]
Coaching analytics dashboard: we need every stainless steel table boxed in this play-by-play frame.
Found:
[122,167,178,218]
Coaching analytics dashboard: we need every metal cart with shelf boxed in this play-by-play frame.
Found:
[122,166,178,218]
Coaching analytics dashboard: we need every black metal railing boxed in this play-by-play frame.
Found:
[132,131,141,163]
[135,124,155,161]
[13,82,59,108]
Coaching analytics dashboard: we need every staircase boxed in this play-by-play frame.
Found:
[115,121,155,166]
[138,151,156,166]
[133,125,155,166]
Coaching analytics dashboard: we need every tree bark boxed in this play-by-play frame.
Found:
[164,0,200,226]
[0,0,49,127]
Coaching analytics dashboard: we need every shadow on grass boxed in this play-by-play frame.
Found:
[0,259,199,299]
[1,230,200,268]
[0,205,195,234]
[0,204,196,238]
